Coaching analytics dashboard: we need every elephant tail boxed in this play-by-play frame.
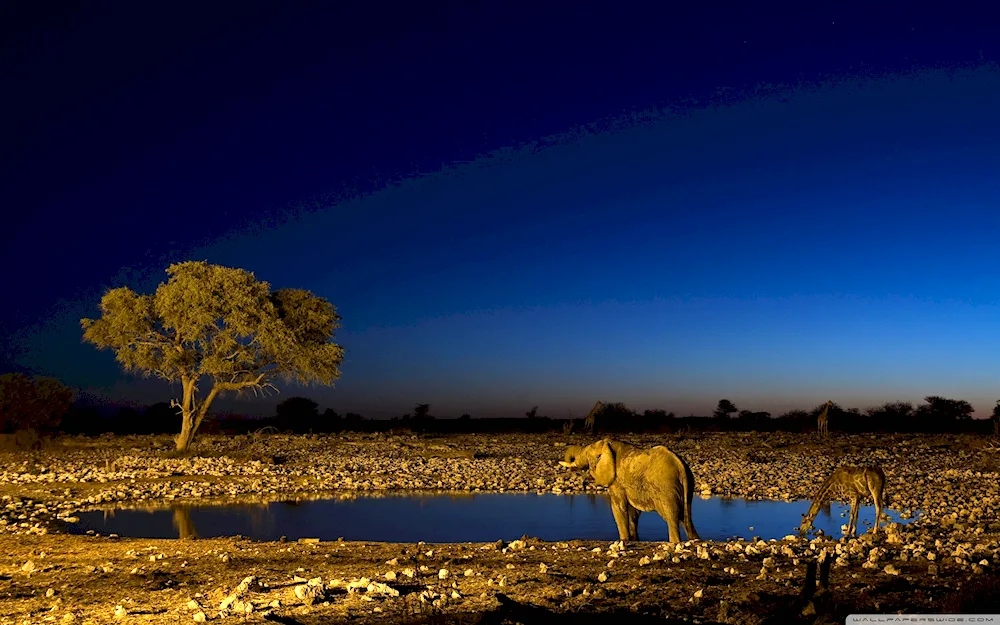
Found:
[681,460,699,539]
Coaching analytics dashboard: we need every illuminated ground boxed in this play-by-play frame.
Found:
[1,431,999,623]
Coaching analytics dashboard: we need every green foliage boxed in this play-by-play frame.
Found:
[80,261,344,449]
[0,373,73,433]
[713,399,738,419]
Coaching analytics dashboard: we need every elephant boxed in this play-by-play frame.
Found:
[559,438,699,543]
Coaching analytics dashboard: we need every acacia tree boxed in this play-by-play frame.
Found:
[81,261,345,451]
[713,399,738,419]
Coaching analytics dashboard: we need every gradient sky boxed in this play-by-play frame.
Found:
[3,2,1000,419]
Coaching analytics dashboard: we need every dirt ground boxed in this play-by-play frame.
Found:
[2,432,999,624]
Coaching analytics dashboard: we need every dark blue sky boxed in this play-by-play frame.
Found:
[3,1,999,418]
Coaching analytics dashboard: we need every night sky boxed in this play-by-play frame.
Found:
[3,2,999,419]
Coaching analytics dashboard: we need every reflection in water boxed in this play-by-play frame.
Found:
[73,492,917,544]
[173,506,197,540]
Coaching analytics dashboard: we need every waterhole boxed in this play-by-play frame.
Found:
[71,493,915,543]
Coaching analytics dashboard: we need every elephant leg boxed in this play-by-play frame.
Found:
[683,514,700,541]
[608,489,630,542]
[626,503,641,542]
[656,504,681,544]
[666,515,681,544]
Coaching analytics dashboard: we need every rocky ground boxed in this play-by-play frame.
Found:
[1,431,1000,624]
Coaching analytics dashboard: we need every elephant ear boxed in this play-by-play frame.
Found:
[590,439,616,486]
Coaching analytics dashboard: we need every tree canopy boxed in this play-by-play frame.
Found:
[713,399,738,419]
[81,261,344,450]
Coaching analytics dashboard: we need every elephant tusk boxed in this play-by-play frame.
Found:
[558,461,572,468]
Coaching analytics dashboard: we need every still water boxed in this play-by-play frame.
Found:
[71,493,914,543]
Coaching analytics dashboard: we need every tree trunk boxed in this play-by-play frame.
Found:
[175,410,197,451]
[173,379,221,451]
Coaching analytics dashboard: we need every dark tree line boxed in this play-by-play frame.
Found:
[4,369,999,438]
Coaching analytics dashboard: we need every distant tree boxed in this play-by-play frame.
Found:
[322,408,343,432]
[915,396,973,432]
[458,413,472,420]
[778,409,809,420]
[275,396,320,433]
[713,399,738,419]
[413,404,431,420]
[991,401,1000,437]
[640,409,675,433]
[0,373,73,433]
[738,410,771,420]
[525,406,539,419]
[593,402,637,432]
[864,401,915,430]
[643,408,674,421]
[597,402,636,419]
[80,261,344,451]
[774,409,810,432]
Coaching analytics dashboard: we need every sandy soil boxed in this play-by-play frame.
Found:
[2,431,1000,624]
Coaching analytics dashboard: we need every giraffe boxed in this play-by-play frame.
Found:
[583,401,603,435]
[799,465,885,537]
[816,400,833,437]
